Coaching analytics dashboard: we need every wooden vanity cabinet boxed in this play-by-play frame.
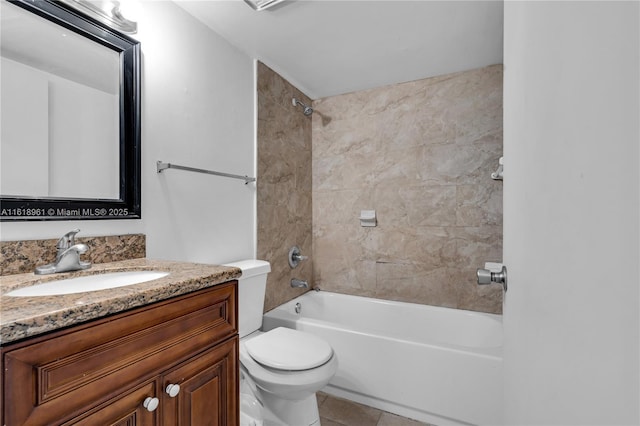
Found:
[1,281,239,426]
[62,380,159,426]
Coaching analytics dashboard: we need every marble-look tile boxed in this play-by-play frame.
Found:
[314,259,378,298]
[312,64,503,314]
[373,226,457,267]
[452,226,503,313]
[375,185,458,227]
[313,224,377,296]
[417,140,501,186]
[260,63,503,314]
[317,392,431,426]
[313,225,376,260]
[319,394,383,426]
[257,62,311,117]
[312,116,383,158]
[257,62,314,312]
[456,275,503,314]
[313,153,376,191]
[313,189,374,226]
[453,225,503,268]
[375,262,459,308]
[372,145,423,187]
[316,391,329,406]
[456,183,503,227]
[319,417,345,426]
[378,412,433,426]
[263,223,313,312]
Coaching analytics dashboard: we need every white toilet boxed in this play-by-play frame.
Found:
[226,260,338,426]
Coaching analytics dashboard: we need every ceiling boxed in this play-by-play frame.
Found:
[175,0,504,100]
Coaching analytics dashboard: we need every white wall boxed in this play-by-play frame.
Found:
[137,2,256,264]
[0,1,256,264]
[503,2,639,424]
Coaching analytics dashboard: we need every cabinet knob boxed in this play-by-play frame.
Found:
[143,396,159,412]
[165,383,181,398]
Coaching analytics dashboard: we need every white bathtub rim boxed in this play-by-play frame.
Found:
[264,291,503,357]
[263,316,502,360]
[297,290,502,320]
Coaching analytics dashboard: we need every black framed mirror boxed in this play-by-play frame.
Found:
[0,0,141,221]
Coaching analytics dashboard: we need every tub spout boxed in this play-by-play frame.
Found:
[291,278,309,288]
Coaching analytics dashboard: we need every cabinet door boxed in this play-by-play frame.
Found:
[161,337,238,426]
[64,380,159,426]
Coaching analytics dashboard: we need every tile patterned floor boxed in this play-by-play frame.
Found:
[317,392,433,426]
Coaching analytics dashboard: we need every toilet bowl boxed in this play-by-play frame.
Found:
[240,370,265,426]
[225,260,338,426]
[241,328,338,425]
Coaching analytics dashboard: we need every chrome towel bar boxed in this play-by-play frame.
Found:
[156,161,256,184]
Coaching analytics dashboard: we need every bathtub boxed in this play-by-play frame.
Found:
[262,291,503,426]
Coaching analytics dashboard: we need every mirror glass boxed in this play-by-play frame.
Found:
[0,0,141,220]
[1,1,120,199]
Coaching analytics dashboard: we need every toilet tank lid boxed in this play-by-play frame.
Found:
[223,259,271,278]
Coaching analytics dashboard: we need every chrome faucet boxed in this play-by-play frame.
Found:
[35,229,92,275]
[291,278,309,289]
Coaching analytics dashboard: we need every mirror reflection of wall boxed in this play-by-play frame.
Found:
[0,0,120,200]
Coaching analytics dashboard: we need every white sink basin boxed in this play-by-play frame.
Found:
[6,271,170,297]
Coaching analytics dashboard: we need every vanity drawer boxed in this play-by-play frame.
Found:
[2,281,237,426]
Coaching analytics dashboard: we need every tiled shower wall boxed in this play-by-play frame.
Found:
[311,65,503,313]
[257,62,313,312]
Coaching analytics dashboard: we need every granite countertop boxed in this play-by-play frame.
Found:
[0,258,241,345]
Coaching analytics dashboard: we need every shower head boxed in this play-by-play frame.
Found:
[292,97,313,116]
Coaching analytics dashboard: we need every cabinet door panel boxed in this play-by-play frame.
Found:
[162,337,238,426]
[63,380,158,426]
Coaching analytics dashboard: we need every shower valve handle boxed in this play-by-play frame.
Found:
[288,246,308,269]
[476,266,507,291]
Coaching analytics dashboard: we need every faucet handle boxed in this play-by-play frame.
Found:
[57,229,81,250]
[288,246,309,269]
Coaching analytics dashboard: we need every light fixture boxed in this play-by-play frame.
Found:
[58,0,137,34]
[243,0,287,12]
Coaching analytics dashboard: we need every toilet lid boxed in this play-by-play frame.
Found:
[245,327,333,371]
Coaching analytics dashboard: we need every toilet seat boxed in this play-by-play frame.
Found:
[245,327,333,371]
[240,338,339,401]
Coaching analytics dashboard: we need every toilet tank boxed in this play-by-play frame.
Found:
[223,260,271,338]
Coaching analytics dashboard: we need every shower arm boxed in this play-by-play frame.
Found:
[292,97,313,116]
